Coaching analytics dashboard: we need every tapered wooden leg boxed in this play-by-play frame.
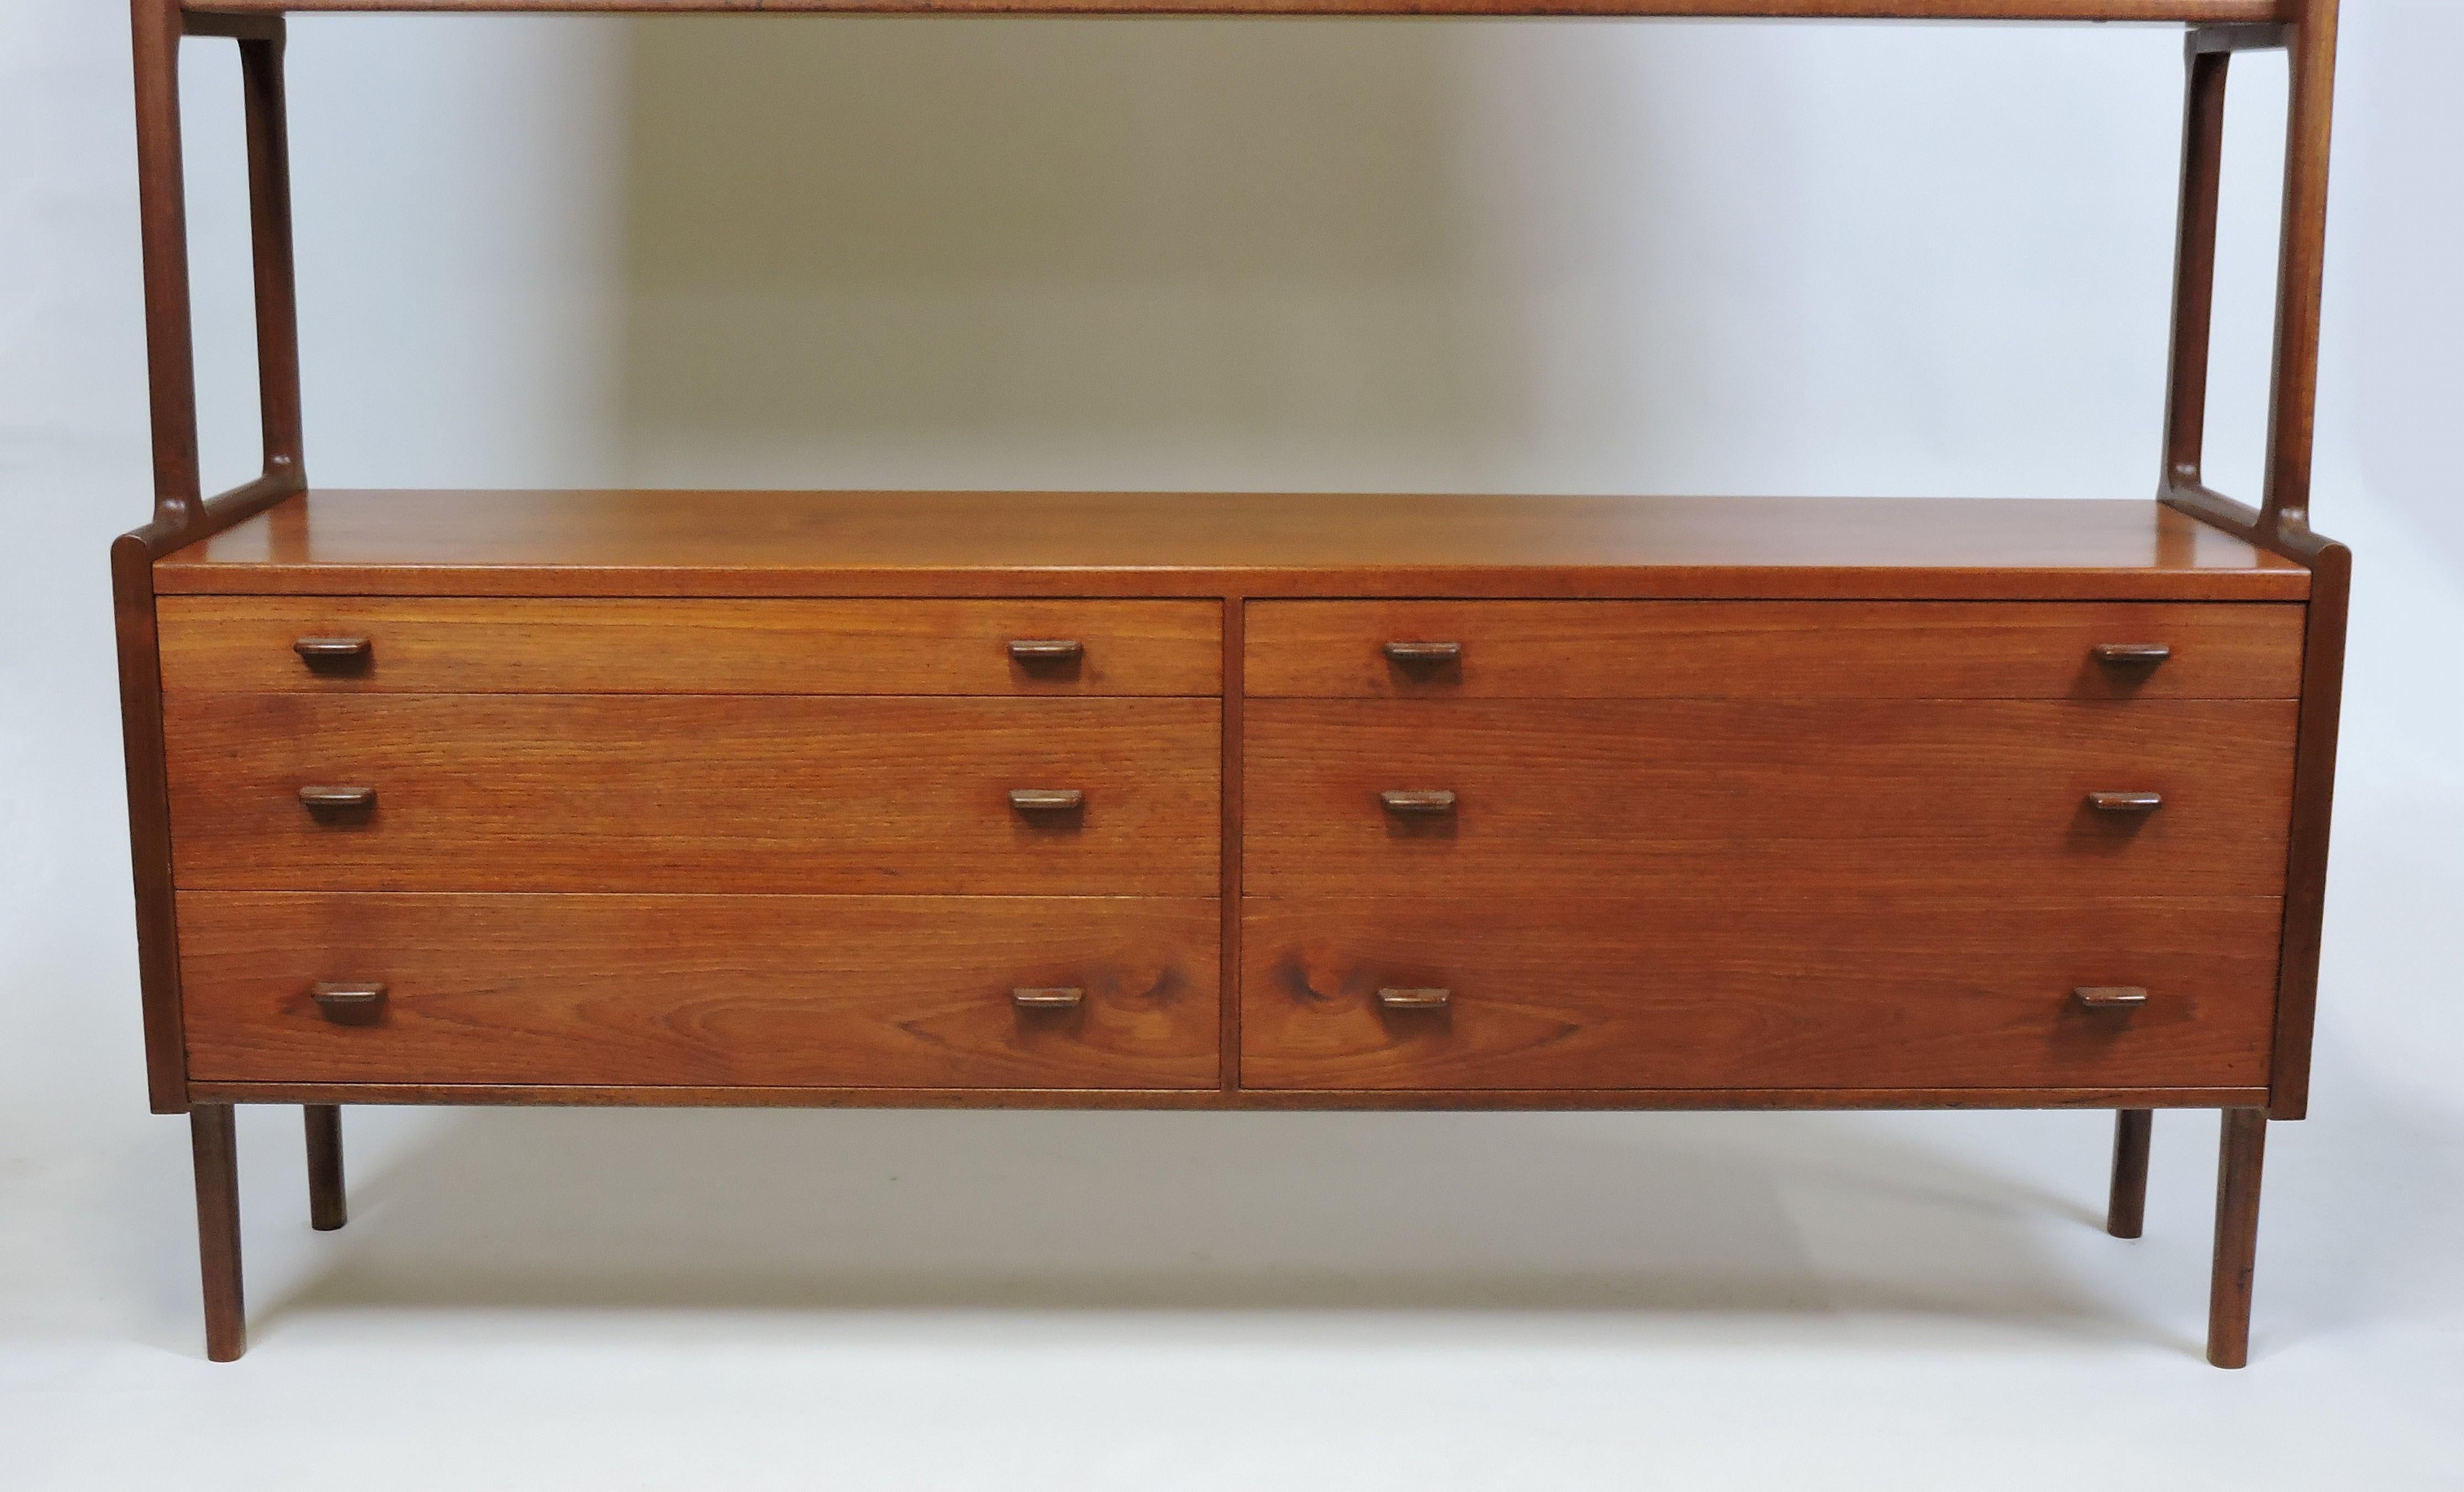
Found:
[304,1105,346,1231]
[2208,1107,2267,1368]
[2107,1109,2153,1238]
[190,1105,245,1362]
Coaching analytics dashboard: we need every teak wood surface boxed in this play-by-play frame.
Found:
[1245,600,2307,700]
[165,694,1223,894]
[159,597,1225,697]
[152,491,2310,601]
[1241,897,2279,1090]
[1244,698,2297,898]
[181,893,1223,1088]
[123,0,2348,1366]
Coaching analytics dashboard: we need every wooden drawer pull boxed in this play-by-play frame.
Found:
[1380,789,1457,815]
[2092,642,2173,665]
[297,785,378,814]
[1008,788,1085,812]
[1012,986,1085,1009]
[2073,985,2150,1010]
[1377,987,1452,1010]
[1383,641,1462,664]
[292,636,373,665]
[309,982,388,1024]
[2086,790,2163,814]
[1007,639,1084,663]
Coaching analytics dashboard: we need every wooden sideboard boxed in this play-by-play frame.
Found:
[118,1,2348,1367]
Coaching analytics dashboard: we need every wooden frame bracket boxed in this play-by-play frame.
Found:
[122,0,311,1113]
[2155,0,2346,1123]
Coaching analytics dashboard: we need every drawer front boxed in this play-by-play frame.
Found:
[1245,600,2304,700]
[181,893,1220,1089]
[1242,898,2279,1090]
[1245,700,2295,898]
[167,695,1219,894]
[159,597,1223,697]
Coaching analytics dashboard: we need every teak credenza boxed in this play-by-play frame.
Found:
[117,0,2348,1366]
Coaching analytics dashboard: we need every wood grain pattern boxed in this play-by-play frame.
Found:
[1246,600,2305,700]
[185,1,2293,22]
[1241,897,2279,1090]
[180,893,1220,1088]
[2267,544,2346,1117]
[124,0,2342,1369]
[1245,699,2297,898]
[166,695,1220,894]
[2151,0,2345,1137]
[151,492,2309,602]
[2161,488,2345,1120]
[114,536,189,1113]
[185,1080,2270,1110]
[158,597,1223,697]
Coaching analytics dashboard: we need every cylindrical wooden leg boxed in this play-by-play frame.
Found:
[2107,1109,2153,1238]
[190,1105,245,1362]
[2208,1107,2268,1368]
[304,1105,346,1231]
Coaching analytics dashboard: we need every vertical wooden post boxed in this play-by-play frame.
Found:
[130,0,201,528]
[2262,0,2349,1126]
[305,1105,347,1231]
[191,1105,245,1362]
[239,22,306,482]
[2106,1109,2152,1239]
[2159,45,2231,493]
[2208,1108,2268,1368]
[2260,0,2342,530]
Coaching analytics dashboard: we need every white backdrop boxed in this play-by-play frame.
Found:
[3,3,2460,1488]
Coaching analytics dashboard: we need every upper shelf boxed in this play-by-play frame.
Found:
[152,489,2310,600]
[186,1,2293,24]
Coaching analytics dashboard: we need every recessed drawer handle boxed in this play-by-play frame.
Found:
[1377,987,1452,1010]
[1383,641,1462,663]
[2092,643,2173,665]
[1009,788,1085,812]
[1012,986,1086,1009]
[2074,986,2150,1010]
[2086,790,2163,814]
[309,982,388,1024]
[293,636,372,664]
[1380,789,1457,815]
[298,785,377,813]
[1008,639,1083,662]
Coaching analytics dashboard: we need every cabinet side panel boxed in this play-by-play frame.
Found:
[2270,546,2349,1118]
[113,536,188,1112]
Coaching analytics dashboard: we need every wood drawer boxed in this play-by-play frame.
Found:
[1245,600,2305,699]
[1245,699,2295,898]
[158,597,1222,697]
[180,893,1220,1089]
[166,695,1219,894]
[1241,898,2279,1090]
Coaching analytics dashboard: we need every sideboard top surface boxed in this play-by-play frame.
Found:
[152,489,2310,599]
[183,1,2292,20]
